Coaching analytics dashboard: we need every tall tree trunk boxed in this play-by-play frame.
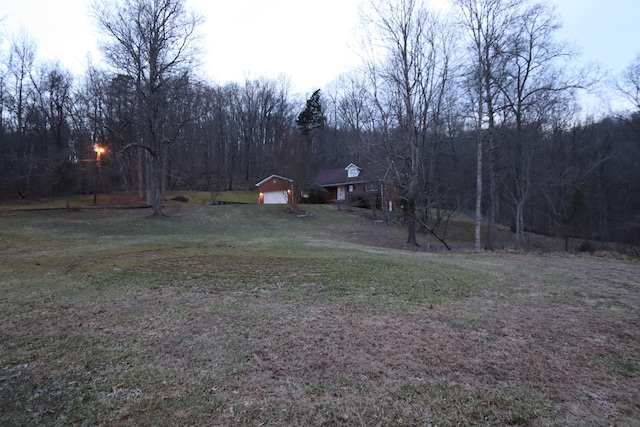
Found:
[486,137,497,250]
[138,146,145,199]
[147,153,163,216]
[405,197,418,246]
[475,129,483,251]
[515,199,524,248]
[161,146,168,195]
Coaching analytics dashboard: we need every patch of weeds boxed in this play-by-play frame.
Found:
[393,381,557,426]
[571,289,586,298]
[0,368,115,426]
[81,343,136,372]
[263,250,491,307]
[222,395,434,427]
[611,358,639,377]
[616,332,639,343]
[98,364,229,425]
[591,294,634,313]
[125,393,228,426]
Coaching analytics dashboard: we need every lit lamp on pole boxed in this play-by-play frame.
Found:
[94,144,105,161]
[93,144,106,205]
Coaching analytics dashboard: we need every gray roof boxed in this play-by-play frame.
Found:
[311,164,382,187]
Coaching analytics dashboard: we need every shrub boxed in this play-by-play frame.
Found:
[348,192,380,209]
[303,185,330,204]
[170,195,189,203]
[577,240,596,253]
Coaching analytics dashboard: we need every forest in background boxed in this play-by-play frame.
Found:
[1,0,639,248]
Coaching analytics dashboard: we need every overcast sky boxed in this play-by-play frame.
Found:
[1,0,639,111]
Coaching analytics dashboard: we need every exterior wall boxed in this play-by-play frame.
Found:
[260,178,290,193]
[326,183,368,202]
[353,183,366,193]
[321,181,395,211]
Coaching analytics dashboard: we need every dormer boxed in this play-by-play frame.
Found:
[345,163,361,178]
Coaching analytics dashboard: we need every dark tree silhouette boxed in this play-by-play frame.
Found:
[296,89,326,136]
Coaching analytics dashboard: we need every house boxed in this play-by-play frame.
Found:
[311,163,395,211]
[255,174,293,204]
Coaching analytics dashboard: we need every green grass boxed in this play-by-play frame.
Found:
[165,190,258,205]
[1,204,639,426]
[0,190,259,211]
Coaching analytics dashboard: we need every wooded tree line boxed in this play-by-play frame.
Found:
[1,0,638,247]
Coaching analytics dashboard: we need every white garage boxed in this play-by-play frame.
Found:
[262,190,289,204]
[255,175,293,204]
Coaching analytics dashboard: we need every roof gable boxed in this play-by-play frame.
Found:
[312,163,373,186]
[312,167,349,186]
[345,163,361,178]
[255,174,293,187]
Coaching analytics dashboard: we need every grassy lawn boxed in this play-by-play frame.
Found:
[1,204,638,426]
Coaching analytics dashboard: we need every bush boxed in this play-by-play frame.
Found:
[577,240,596,254]
[170,195,189,203]
[348,192,380,209]
[302,185,330,204]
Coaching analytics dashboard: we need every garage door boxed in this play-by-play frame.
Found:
[263,191,288,204]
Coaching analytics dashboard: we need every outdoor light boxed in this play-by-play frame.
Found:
[93,144,106,205]
[94,144,106,160]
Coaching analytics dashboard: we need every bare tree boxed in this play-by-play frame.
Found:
[454,0,585,249]
[618,54,640,113]
[497,1,581,247]
[32,63,74,159]
[92,0,203,215]
[617,54,640,144]
[453,0,520,250]
[332,72,376,164]
[5,32,38,196]
[6,32,37,138]
[360,0,454,246]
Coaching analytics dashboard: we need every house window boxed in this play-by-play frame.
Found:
[347,165,360,178]
[348,185,354,192]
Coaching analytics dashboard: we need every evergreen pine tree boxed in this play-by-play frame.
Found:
[296,89,326,135]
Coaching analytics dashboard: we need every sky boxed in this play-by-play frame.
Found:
[1,0,639,110]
